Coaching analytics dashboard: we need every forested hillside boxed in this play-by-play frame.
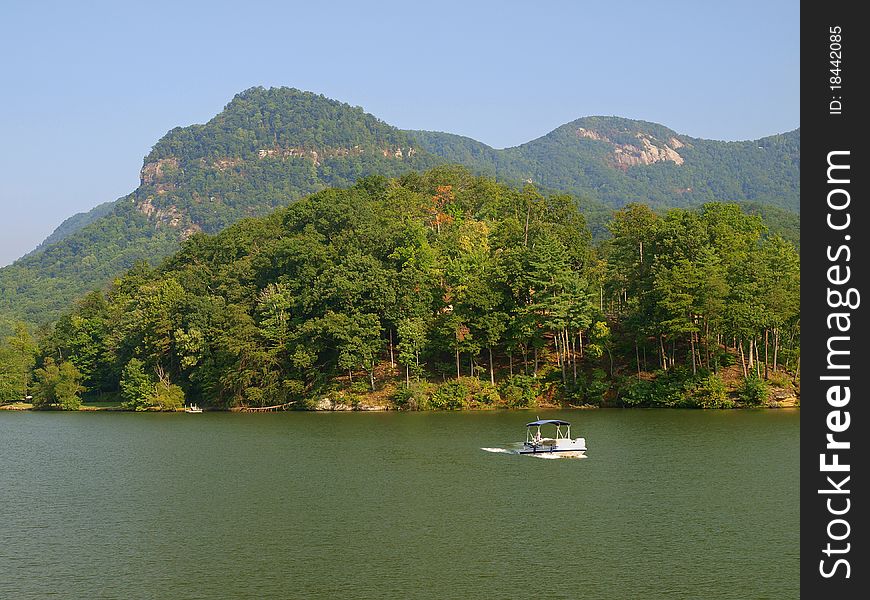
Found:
[410,118,800,212]
[0,88,440,329]
[0,87,799,331]
[1,168,799,411]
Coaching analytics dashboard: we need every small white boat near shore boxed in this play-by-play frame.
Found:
[519,418,586,457]
[184,404,203,413]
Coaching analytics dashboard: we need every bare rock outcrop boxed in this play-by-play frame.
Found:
[253,145,414,166]
[613,136,685,167]
[576,128,686,168]
[136,198,184,229]
[140,158,179,185]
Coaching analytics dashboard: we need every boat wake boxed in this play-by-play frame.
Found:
[480,447,587,459]
[480,447,516,454]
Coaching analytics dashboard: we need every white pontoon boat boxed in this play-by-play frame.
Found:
[184,403,203,413]
[519,419,586,457]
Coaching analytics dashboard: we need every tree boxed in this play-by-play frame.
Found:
[397,317,427,385]
[55,362,85,410]
[32,358,83,410]
[120,358,154,411]
[150,378,185,411]
[477,312,506,385]
[44,291,112,392]
[0,323,36,402]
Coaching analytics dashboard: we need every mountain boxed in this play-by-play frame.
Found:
[0,88,441,328]
[410,118,800,213]
[0,87,799,329]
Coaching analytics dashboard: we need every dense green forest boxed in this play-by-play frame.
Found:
[1,168,799,411]
[0,87,799,331]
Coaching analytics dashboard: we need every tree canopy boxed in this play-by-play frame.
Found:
[4,167,799,411]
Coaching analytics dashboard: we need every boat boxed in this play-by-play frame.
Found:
[519,418,586,457]
[184,403,203,413]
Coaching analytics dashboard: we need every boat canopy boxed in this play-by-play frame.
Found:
[526,419,571,427]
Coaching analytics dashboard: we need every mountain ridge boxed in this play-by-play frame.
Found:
[0,86,799,329]
[410,117,798,213]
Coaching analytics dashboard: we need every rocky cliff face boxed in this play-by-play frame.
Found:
[140,157,179,186]
[252,145,416,165]
[576,127,686,168]
[142,145,416,174]
[136,198,183,228]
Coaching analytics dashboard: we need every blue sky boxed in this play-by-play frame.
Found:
[0,0,799,266]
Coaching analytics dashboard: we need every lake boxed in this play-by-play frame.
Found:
[0,409,799,599]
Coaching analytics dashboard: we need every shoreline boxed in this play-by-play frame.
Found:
[1,397,800,413]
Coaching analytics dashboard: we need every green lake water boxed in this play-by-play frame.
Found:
[0,409,799,599]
